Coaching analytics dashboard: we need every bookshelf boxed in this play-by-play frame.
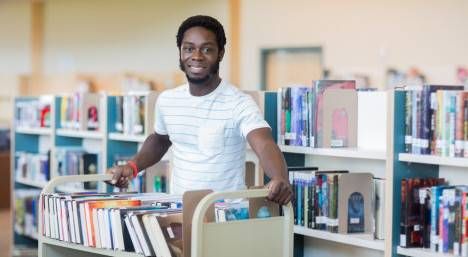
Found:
[56,129,104,139]
[399,153,468,168]
[16,127,52,136]
[12,96,55,255]
[396,247,460,257]
[267,89,393,257]
[294,226,385,251]
[280,145,387,160]
[390,90,468,257]
[15,177,48,188]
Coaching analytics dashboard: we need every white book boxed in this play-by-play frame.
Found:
[55,198,63,241]
[142,214,170,257]
[80,202,89,246]
[104,209,112,249]
[50,197,57,239]
[131,214,154,256]
[110,209,122,250]
[72,201,81,244]
[124,214,143,254]
[60,199,69,242]
[93,208,102,248]
[44,195,50,238]
[67,200,76,243]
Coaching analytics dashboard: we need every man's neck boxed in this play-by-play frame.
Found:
[188,75,222,96]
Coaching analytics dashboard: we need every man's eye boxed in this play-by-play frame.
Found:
[183,47,193,52]
[201,47,213,54]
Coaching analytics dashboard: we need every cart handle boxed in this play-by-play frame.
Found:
[40,174,113,195]
[191,188,293,257]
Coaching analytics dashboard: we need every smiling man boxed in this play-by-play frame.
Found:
[108,15,292,205]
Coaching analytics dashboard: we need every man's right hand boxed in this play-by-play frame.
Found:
[106,164,133,188]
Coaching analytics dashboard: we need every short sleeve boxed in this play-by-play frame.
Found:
[154,94,168,135]
[233,94,270,138]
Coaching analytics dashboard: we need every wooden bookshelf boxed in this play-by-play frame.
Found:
[16,127,52,136]
[294,226,385,251]
[399,153,468,168]
[396,247,458,257]
[279,145,387,160]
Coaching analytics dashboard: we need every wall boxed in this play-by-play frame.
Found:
[0,0,31,125]
[239,0,468,90]
[42,0,230,87]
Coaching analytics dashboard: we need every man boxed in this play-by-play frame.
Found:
[108,15,292,205]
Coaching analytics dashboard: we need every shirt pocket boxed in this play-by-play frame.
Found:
[198,121,225,156]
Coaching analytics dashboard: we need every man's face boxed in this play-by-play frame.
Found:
[179,26,224,84]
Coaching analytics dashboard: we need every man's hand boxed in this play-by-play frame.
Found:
[106,164,133,188]
[266,177,293,206]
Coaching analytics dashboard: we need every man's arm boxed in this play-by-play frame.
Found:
[107,132,172,187]
[247,127,293,205]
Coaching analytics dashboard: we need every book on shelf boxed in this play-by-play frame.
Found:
[289,166,375,235]
[114,94,146,135]
[55,147,100,191]
[59,92,102,131]
[15,96,52,129]
[15,150,50,183]
[374,178,385,240]
[15,189,41,239]
[399,177,468,256]
[277,80,357,148]
[403,85,464,157]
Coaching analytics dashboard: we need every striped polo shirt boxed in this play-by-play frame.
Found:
[154,80,269,195]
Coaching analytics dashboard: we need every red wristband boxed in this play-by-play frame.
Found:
[127,160,139,178]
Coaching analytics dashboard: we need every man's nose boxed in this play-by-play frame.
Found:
[191,49,204,60]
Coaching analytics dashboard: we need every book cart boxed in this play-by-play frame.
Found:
[38,174,294,257]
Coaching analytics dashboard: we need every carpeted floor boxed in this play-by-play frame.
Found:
[0,209,11,256]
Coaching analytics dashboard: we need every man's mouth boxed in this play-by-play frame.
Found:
[188,65,206,73]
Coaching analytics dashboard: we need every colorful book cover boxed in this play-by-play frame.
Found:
[85,199,141,247]
[313,80,355,147]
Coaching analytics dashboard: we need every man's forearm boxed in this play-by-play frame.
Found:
[132,133,171,171]
[256,140,288,181]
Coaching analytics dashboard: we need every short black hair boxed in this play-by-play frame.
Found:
[176,15,226,51]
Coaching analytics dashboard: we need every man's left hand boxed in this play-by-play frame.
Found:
[266,177,293,205]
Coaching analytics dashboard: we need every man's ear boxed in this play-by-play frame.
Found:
[218,49,225,62]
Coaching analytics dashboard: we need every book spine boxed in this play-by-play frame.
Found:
[455,92,465,157]
[400,179,408,247]
[449,93,457,157]
[430,91,438,155]
[431,187,440,251]
[405,90,413,153]
[462,191,468,257]
[436,91,444,156]
[421,87,431,154]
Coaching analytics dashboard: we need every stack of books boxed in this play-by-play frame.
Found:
[15,189,41,239]
[15,151,50,183]
[41,192,183,257]
[403,85,467,157]
[15,96,52,129]
[400,177,468,256]
[278,80,356,148]
[288,167,374,235]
